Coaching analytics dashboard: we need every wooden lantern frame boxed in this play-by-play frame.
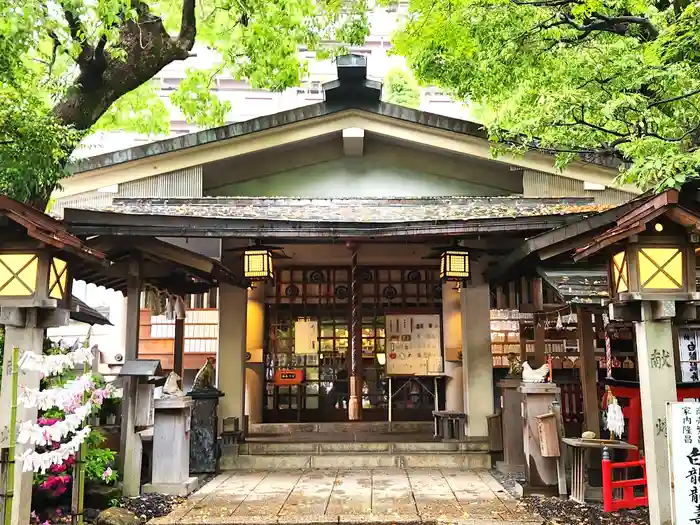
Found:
[0,248,73,309]
[244,248,273,282]
[440,249,470,282]
[608,235,696,302]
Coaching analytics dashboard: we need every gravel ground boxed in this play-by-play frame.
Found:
[490,469,649,525]
[111,493,186,523]
[523,496,649,525]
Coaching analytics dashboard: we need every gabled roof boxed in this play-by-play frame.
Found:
[0,195,105,263]
[66,55,633,197]
[574,190,680,260]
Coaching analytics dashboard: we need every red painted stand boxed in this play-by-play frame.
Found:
[602,447,648,512]
[604,383,700,461]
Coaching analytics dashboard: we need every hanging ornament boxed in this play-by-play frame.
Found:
[605,387,625,439]
[556,313,564,331]
[165,296,175,321]
[175,296,187,320]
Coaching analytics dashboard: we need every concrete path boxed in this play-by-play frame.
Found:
[149,469,540,525]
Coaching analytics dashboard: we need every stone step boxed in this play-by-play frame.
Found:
[239,440,489,454]
[220,452,491,470]
[249,421,434,435]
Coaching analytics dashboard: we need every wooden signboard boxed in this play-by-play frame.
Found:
[294,318,318,355]
[385,314,443,375]
[274,369,304,385]
[668,401,700,525]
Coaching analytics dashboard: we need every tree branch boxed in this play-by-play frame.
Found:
[537,12,659,43]
[61,7,95,65]
[178,0,197,51]
[572,106,626,137]
[648,88,700,108]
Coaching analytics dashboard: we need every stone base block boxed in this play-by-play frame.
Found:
[495,461,525,474]
[143,476,199,496]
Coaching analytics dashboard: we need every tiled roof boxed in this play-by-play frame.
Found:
[105,196,614,223]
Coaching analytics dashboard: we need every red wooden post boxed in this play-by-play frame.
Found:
[602,447,614,513]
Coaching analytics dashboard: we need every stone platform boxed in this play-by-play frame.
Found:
[222,422,491,470]
[149,469,541,525]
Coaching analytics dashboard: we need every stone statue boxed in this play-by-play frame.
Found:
[162,371,184,397]
[192,357,216,391]
[507,353,523,377]
[522,361,550,383]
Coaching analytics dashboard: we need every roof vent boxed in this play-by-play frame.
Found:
[323,54,381,104]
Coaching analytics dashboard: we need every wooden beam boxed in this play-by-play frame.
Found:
[532,277,544,312]
[508,282,517,310]
[577,306,602,486]
[496,286,506,309]
[173,317,185,380]
[534,319,546,367]
[520,277,529,307]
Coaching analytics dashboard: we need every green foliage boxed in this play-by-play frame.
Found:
[84,430,118,484]
[392,0,700,191]
[0,0,371,204]
[0,91,83,206]
[382,67,421,109]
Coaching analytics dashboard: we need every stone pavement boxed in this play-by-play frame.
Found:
[149,469,541,525]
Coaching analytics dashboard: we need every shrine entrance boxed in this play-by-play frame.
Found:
[263,264,446,423]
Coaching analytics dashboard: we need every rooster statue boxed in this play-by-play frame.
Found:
[522,361,550,383]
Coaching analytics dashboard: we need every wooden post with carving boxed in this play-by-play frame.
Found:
[346,242,362,421]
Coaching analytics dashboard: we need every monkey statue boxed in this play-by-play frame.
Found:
[192,357,216,391]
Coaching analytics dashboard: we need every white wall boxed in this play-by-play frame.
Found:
[47,282,127,376]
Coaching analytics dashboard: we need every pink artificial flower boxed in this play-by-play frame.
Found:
[102,467,113,481]
[55,508,62,516]
[30,511,36,519]
[49,463,66,474]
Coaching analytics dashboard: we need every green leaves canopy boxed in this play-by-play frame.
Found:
[392,0,700,190]
[382,67,421,108]
[0,0,370,205]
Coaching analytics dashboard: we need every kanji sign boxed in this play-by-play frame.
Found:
[668,402,700,524]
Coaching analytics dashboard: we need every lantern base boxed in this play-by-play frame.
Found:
[615,291,700,303]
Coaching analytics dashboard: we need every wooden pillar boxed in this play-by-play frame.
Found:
[1,310,45,525]
[532,277,544,312]
[496,286,506,310]
[534,319,546,367]
[577,306,602,486]
[520,277,529,306]
[173,317,185,379]
[347,243,362,421]
[120,259,142,497]
[635,301,676,525]
[508,282,517,310]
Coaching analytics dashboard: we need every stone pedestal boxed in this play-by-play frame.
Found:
[461,261,494,438]
[143,397,199,496]
[519,382,560,490]
[188,388,224,474]
[497,378,525,473]
[635,303,677,525]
